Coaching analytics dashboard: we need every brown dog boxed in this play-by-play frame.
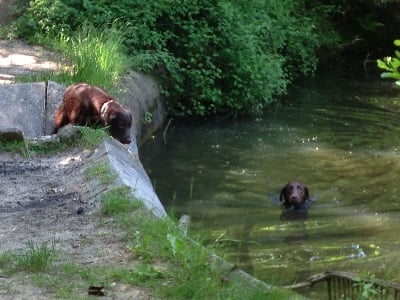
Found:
[53,83,132,144]
[279,181,310,210]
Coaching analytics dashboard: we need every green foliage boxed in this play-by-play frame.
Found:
[101,186,140,216]
[353,273,381,300]
[0,138,29,156]
[377,39,400,86]
[110,263,162,284]
[12,0,337,116]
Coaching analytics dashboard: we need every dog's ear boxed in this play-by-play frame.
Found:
[304,186,310,200]
[279,185,288,202]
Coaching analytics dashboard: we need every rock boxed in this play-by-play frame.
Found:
[56,124,83,143]
[28,134,59,146]
[0,83,46,139]
[178,215,191,235]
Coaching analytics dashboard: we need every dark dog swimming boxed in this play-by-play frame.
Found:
[279,181,313,221]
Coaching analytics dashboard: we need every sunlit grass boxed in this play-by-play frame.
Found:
[55,26,129,91]
[15,25,130,91]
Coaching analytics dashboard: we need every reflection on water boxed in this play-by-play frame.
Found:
[141,77,400,292]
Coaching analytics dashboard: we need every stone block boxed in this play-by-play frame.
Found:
[0,83,45,139]
[93,138,167,218]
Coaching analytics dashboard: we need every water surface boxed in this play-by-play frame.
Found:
[141,77,400,294]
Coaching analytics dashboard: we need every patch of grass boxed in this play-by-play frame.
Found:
[27,139,70,156]
[0,138,29,157]
[13,241,57,273]
[0,241,57,275]
[84,162,115,185]
[101,186,141,216]
[0,252,13,272]
[14,69,70,86]
[77,127,109,148]
[108,263,162,285]
[32,273,77,298]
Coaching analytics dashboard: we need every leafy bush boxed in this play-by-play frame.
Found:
[13,0,337,116]
[377,39,400,86]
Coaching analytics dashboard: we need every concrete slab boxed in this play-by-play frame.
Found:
[93,138,167,218]
[0,83,46,138]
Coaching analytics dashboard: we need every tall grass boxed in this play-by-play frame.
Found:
[54,26,129,90]
[0,241,58,274]
[14,241,56,272]
[14,25,130,90]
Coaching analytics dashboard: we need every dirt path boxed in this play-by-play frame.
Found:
[0,149,153,299]
[0,39,59,84]
[0,40,152,299]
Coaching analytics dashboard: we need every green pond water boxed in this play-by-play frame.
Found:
[141,76,400,296]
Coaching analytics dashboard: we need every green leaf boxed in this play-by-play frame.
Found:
[394,39,400,47]
[390,57,400,69]
[167,234,184,257]
[377,59,390,71]
[381,72,400,80]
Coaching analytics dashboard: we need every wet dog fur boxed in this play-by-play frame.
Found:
[53,83,132,144]
[279,181,311,210]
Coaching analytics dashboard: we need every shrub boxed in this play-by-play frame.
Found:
[377,39,400,86]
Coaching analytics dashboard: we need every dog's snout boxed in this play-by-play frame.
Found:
[289,194,301,202]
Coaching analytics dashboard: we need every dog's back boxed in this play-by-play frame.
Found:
[54,83,111,129]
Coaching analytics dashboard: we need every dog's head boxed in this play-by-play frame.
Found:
[279,181,309,210]
[103,102,133,144]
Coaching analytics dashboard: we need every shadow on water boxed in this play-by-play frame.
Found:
[141,76,400,297]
